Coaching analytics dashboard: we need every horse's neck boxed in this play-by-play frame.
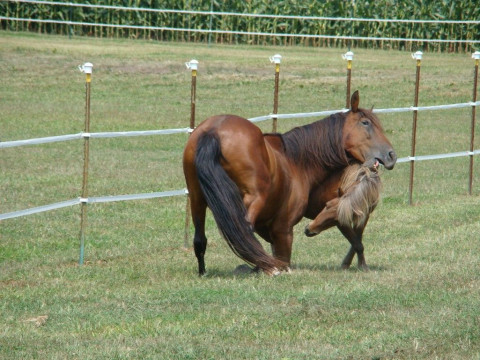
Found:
[309,167,341,188]
[264,134,284,151]
[265,133,342,185]
[281,119,349,172]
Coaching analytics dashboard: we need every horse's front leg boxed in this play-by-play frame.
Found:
[337,225,368,271]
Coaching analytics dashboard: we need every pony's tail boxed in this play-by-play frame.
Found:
[194,131,285,273]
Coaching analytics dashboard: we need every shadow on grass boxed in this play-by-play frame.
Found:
[196,262,389,279]
[292,262,389,272]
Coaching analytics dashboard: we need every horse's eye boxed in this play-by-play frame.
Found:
[361,119,370,126]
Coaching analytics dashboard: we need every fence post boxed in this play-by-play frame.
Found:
[186,59,198,129]
[183,59,199,248]
[342,51,354,108]
[78,62,93,265]
[270,54,282,132]
[469,51,480,195]
[409,51,422,205]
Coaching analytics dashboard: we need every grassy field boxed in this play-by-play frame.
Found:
[1,32,480,359]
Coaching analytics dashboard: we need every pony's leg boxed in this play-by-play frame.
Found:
[304,198,339,237]
[341,246,356,269]
[337,225,368,271]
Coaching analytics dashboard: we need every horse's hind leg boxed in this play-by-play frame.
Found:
[337,225,368,271]
[189,195,208,276]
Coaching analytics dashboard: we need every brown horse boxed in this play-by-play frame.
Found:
[304,162,383,270]
[182,91,396,276]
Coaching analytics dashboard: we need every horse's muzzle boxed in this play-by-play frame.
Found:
[382,150,397,170]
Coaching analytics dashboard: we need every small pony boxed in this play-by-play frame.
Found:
[304,161,382,270]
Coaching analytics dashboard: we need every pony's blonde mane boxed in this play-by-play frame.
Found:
[337,164,382,228]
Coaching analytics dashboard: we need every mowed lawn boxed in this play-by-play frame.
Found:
[1,32,479,359]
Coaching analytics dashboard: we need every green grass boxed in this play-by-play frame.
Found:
[1,32,480,359]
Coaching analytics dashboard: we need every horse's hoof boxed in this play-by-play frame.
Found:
[341,263,351,270]
[263,267,281,277]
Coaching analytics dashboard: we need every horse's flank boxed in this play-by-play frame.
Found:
[337,164,382,228]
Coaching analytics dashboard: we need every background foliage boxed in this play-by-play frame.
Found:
[1,0,479,52]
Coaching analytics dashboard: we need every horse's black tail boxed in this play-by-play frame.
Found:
[194,131,285,273]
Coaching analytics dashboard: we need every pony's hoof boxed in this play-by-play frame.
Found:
[341,263,351,270]
[304,226,317,237]
[358,264,370,272]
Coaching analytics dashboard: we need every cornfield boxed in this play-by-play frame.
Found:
[1,0,479,52]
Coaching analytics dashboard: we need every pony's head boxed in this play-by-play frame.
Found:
[343,91,397,170]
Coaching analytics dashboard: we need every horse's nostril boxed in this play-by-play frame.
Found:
[388,150,397,161]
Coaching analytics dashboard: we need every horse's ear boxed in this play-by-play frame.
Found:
[351,90,359,113]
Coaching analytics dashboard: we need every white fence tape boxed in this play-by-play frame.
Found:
[397,150,480,164]
[4,15,480,45]
[0,128,191,149]
[86,189,188,204]
[2,100,477,149]
[0,133,83,148]
[0,198,81,221]
[0,189,189,221]
[88,128,191,139]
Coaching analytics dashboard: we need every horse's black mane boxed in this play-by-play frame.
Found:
[280,111,350,170]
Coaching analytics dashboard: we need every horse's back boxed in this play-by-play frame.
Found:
[192,114,260,138]
[185,114,261,154]
[186,114,268,166]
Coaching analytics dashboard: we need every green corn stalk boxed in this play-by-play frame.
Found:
[2,0,478,51]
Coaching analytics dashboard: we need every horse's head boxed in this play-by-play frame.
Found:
[342,91,397,170]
